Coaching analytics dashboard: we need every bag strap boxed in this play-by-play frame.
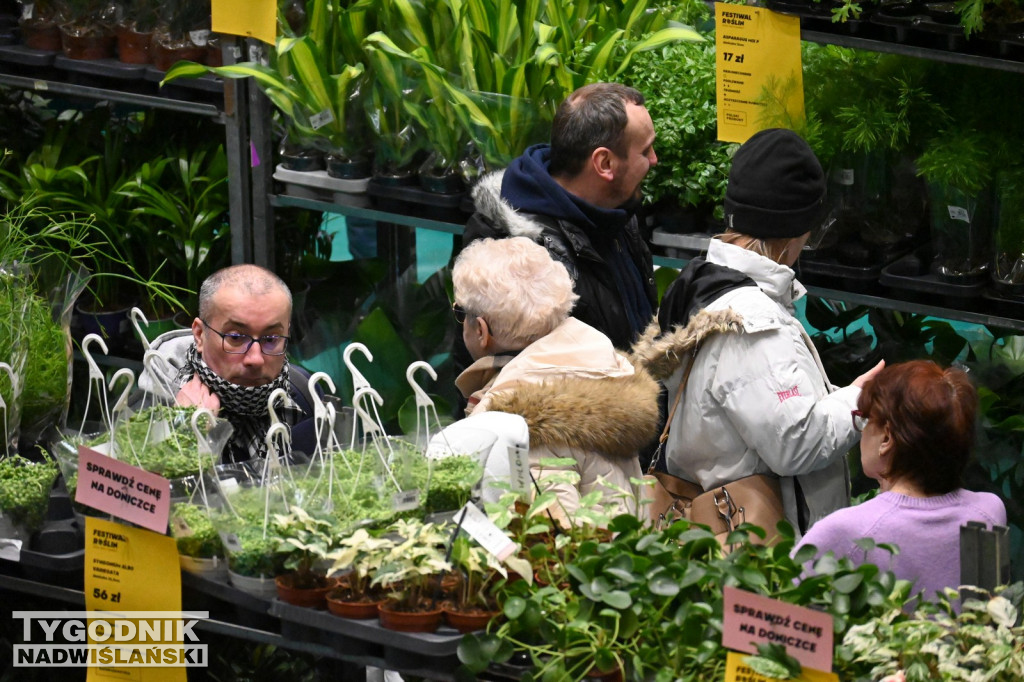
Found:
[646,343,701,475]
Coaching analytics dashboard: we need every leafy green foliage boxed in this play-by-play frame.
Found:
[0,455,59,532]
[624,36,734,212]
[171,502,224,558]
[89,405,219,479]
[19,292,70,440]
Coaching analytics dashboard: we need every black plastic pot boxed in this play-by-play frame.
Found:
[326,155,371,180]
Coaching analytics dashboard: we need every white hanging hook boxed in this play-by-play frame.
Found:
[406,361,436,409]
[129,307,152,352]
[343,342,373,395]
[0,362,19,406]
[307,371,336,423]
[78,333,110,437]
[107,368,135,422]
[352,386,384,440]
[143,350,180,402]
[0,362,15,451]
[190,407,217,454]
[267,387,289,426]
[81,333,109,382]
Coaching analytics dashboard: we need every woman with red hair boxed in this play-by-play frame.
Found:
[794,359,1006,601]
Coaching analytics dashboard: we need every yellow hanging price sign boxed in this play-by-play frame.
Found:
[211,0,277,45]
[715,3,804,143]
[85,517,193,682]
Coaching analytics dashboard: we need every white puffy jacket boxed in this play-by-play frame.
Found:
[659,240,859,533]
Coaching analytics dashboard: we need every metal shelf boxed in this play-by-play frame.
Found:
[0,71,224,120]
[652,253,1024,332]
[800,29,1024,74]
[272,192,467,236]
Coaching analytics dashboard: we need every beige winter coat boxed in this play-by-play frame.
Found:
[456,317,660,521]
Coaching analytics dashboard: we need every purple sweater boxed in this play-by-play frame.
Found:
[794,489,1006,601]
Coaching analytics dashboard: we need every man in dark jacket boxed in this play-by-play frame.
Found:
[461,82,659,353]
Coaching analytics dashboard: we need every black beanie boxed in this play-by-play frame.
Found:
[724,128,826,240]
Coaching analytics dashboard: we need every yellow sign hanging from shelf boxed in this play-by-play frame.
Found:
[212,0,277,46]
[715,3,804,143]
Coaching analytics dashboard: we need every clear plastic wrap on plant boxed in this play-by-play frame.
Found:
[0,453,60,538]
[19,267,90,446]
[0,264,34,457]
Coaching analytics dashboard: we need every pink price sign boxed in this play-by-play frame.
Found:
[722,585,834,673]
[75,446,171,534]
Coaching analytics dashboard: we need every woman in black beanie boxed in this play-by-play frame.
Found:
[632,128,884,540]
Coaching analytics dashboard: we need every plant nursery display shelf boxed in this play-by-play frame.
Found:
[0,46,226,119]
[0,571,521,681]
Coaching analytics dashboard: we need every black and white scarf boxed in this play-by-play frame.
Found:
[177,344,301,462]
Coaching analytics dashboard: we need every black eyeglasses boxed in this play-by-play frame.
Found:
[452,301,468,325]
[851,409,869,433]
[201,319,289,356]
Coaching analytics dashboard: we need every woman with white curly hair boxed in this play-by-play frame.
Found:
[451,236,660,521]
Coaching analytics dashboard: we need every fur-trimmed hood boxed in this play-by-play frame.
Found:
[470,169,547,240]
[629,308,746,381]
[461,317,661,460]
[486,366,660,460]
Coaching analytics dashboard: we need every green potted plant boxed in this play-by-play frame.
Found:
[114,0,160,63]
[915,129,994,280]
[94,405,223,479]
[57,0,117,59]
[18,0,67,51]
[0,454,60,541]
[625,36,734,233]
[992,164,1024,290]
[325,527,395,619]
[272,506,338,608]
[170,501,227,580]
[162,0,376,178]
[372,517,452,632]
[441,533,506,633]
[151,0,209,71]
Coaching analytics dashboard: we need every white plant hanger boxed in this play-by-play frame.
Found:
[77,333,111,437]
[0,362,16,453]
[128,307,152,353]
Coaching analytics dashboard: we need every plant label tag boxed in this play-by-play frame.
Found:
[76,446,171,534]
[21,4,33,20]
[508,444,531,499]
[837,168,854,186]
[457,502,515,561]
[219,477,239,495]
[392,489,420,511]
[219,532,243,553]
[722,585,834,673]
[0,537,21,562]
[171,516,193,537]
[310,109,335,130]
[947,205,970,222]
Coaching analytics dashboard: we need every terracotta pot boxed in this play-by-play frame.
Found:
[377,600,444,633]
[442,606,501,633]
[115,26,152,64]
[20,20,62,51]
[274,573,336,608]
[326,590,385,619]
[60,27,116,60]
[151,40,206,71]
[586,665,624,682]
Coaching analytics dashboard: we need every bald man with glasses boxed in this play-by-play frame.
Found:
[138,264,318,463]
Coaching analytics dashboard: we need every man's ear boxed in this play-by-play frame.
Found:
[591,147,616,182]
[191,318,205,353]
